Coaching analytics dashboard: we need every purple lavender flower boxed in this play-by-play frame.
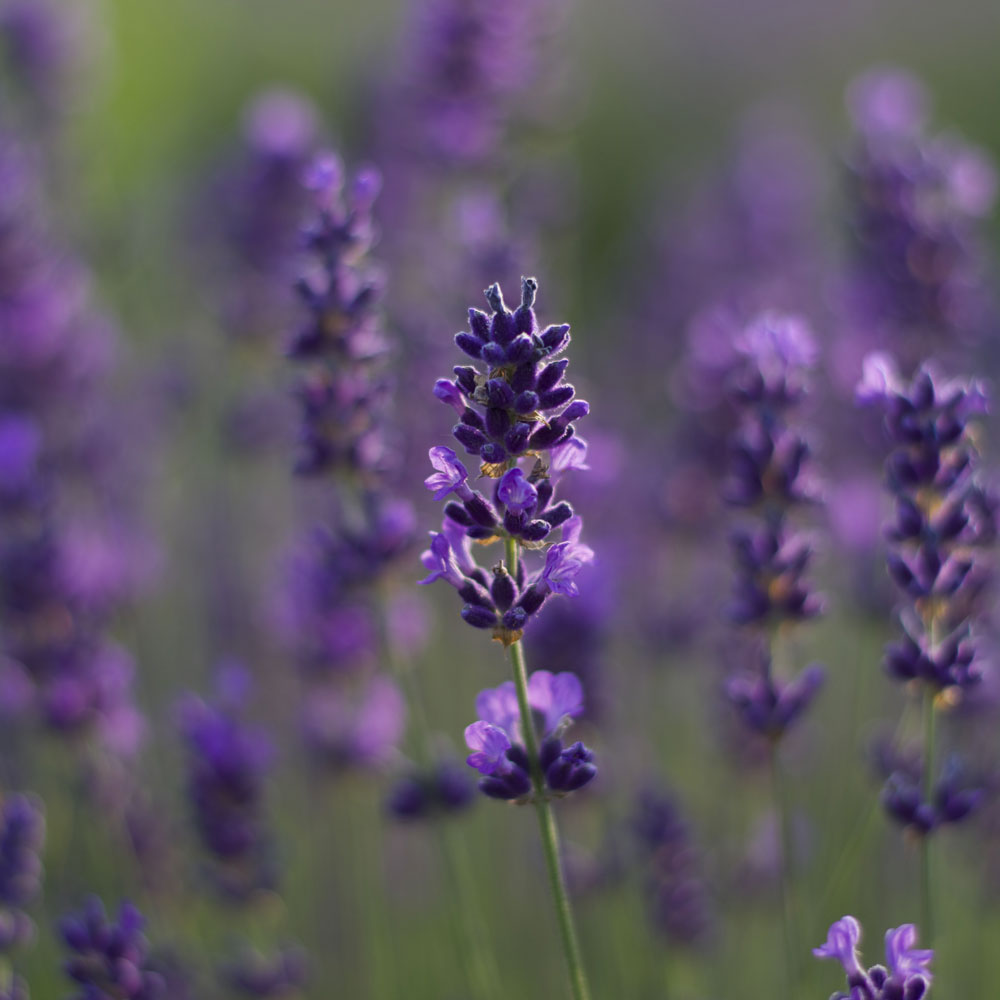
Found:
[882,753,984,834]
[386,756,475,821]
[177,670,275,901]
[463,670,596,800]
[300,675,406,771]
[421,277,593,641]
[631,787,713,946]
[814,916,932,999]
[843,68,998,367]
[0,793,44,953]
[60,898,165,1000]
[722,313,825,742]
[288,150,392,479]
[861,358,994,698]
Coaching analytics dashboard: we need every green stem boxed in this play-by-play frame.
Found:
[376,587,503,1000]
[769,741,797,999]
[920,686,936,945]
[505,537,592,1000]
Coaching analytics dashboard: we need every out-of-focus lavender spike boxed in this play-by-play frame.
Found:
[841,68,998,373]
[59,897,165,1000]
[177,668,276,902]
[0,793,44,955]
[631,787,713,947]
[722,313,826,744]
[0,127,151,753]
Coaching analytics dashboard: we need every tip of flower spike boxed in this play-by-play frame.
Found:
[520,276,538,309]
[484,282,505,314]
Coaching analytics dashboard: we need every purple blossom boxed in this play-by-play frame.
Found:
[0,793,44,953]
[177,669,275,901]
[463,671,595,800]
[420,278,594,639]
[814,916,932,1000]
[60,898,165,1000]
[424,445,471,500]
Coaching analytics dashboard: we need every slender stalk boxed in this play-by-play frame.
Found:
[505,537,591,1000]
[920,686,936,945]
[375,587,503,1000]
[769,741,797,998]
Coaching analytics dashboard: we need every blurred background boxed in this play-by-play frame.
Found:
[2,0,1000,998]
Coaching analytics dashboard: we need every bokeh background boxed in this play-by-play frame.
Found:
[4,0,1000,998]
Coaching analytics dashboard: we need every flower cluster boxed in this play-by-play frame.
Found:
[177,670,275,901]
[722,313,825,741]
[814,916,932,999]
[288,151,390,479]
[881,753,984,835]
[631,788,713,946]
[0,793,44,953]
[845,69,997,360]
[60,898,165,1000]
[464,670,596,801]
[421,278,593,642]
[386,757,474,821]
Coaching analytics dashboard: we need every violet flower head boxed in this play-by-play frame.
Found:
[0,793,44,953]
[60,897,165,1000]
[386,756,475,821]
[177,670,275,901]
[814,915,932,999]
[844,67,998,360]
[861,357,995,698]
[723,312,825,743]
[464,670,596,800]
[631,787,713,947]
[881,752,984,835]
[300,674,406,771]
[421,277,594,642]
[288,149,392,479]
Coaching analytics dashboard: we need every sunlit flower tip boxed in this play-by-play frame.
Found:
[424,446,470,500]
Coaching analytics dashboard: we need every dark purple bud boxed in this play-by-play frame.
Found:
[461,605,498,630]
[444,502,474,526]
[521,520,551,542]
[506,335,534,363]
[539,324,571,355]
[486,379,514,408]
[543,503,573,529]
[514,391,539,414]
[455,333,483,359]
[468,309,490,341]
[480,442,507,465]
[491,567,517,611]
[464,494,498,528]
[453,423,487,454]
[537,359,569,394]
[454,366,478,394]
[539,385,576,410]
[504,423,532,455]
[501,606,528,632]
[485,407,511,439]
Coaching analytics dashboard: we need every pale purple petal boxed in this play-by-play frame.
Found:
[433,379,466,415]
[496,467,537,515]
[551,437,590,476]
[424,446,469,500]
[464,721,512,775]
[418,532,464,588]
[528,670,584,735]
[813,916,865,979]
[856,351,902,405]
[885,925,933,981]
[475,682,520,736]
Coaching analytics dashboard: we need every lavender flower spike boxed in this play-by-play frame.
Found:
[421,277,593,642]
[814,916,932,999]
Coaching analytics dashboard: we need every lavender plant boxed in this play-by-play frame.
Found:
[720,312,826,989]
[0,793,43,999]
[857,354,993,941]
[420,276,594,1000]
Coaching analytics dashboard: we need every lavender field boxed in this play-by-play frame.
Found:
[1,1,999,998]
